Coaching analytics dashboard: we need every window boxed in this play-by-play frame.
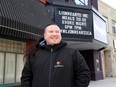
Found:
[65,0,89,6]
[16,54,24,82]
[50,0,90,6]
[0,52,24,85]
[0,52,4,84]
[4,53,16,84]
[74,0,88,6]
[112,21,116,34]
[102,16,109,33]
[0,38,25,85]
[113,40,116,49]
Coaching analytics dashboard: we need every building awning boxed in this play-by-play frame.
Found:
[0,0,53,40]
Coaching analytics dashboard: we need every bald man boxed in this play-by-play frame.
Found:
[21,24,91,87]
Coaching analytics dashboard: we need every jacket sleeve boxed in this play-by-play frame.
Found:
[21,58,33,87]
[73,50,91,87]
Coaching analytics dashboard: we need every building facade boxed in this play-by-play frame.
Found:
[0,0,112,87]
[45,0,108,81]
[0,0,51,86]
[98,0,116,77]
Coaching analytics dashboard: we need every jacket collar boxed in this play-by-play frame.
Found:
[38,37,67,51]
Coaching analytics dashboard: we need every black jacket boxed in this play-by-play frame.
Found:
[21,39,90,87]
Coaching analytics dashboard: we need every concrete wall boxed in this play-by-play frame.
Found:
[98,0,116,77]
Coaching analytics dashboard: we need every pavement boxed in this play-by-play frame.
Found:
[88,77,116,87]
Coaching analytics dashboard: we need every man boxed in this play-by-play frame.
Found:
[21,24,91,87]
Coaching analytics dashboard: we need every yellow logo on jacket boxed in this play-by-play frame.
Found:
[54,60,64,68]
[56,61,61,65]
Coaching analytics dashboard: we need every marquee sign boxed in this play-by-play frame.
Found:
[55,7,93,40]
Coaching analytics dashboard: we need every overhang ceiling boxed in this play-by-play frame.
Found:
[66,40,107,51]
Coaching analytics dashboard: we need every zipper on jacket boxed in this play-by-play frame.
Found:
[49,48,53,87]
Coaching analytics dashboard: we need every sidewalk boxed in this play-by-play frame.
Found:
[88,77,116,87]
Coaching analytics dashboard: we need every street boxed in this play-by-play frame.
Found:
[88,77,116,87]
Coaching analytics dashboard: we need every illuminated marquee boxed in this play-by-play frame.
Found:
[55,7,93,39]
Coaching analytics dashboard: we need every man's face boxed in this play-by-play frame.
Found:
[44,25,62,45]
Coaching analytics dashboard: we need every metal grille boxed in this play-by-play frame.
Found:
[0,0,52,39]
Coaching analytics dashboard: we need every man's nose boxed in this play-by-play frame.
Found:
[52,32,57,35]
